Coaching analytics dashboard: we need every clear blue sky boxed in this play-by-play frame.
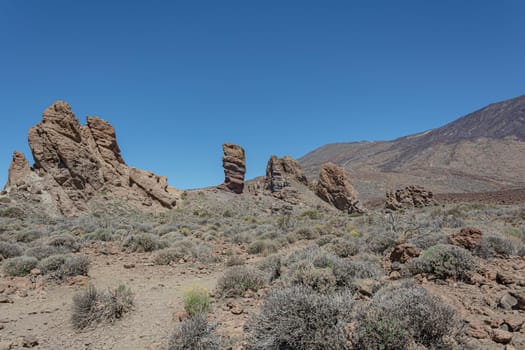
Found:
[1,1,524,189]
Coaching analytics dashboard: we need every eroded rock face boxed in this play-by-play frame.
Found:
[386,185,436,210]
[219,143,246,194]
[6,151,31,188]
[265,155,308,193]
[316,162,364,214]
[6,101,177,215]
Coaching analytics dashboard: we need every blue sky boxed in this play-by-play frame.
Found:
[1,1,524,189]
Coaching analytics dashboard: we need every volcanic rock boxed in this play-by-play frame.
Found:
[390,243,420,263]
[448,227,483,250]
[316,162,364,214]
[5,101,177,215]
[219,143,246,194]
[386,185,436,210]
[265,155,308,192]
[6,151,31,188]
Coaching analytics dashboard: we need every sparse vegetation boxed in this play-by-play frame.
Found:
[122,232,165,252]
[3,255,38,276]
[216,266,267,296]
[167,314,221,350]
[248,286,353,349]
[183,286,211,316]
[405,244,477,281]
[71,284,134,330]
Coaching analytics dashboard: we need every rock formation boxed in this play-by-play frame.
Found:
[219,143,246,194]
[5,101,178,216]
[448,227,483,251]
[265,155,308,193]
[316,162,364,214]
[6,151,31,188]
[385,185,436,210]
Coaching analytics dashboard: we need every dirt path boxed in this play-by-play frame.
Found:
[1,248,221,350]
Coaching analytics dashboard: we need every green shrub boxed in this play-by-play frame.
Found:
[225,255,245,266]
[295,227,320,240]
[247,286,353,349]
[152,239,215,265]
[183,286,211,316]
[15,230,42,243]
[71,284,134,330]
[48,233,80,251]
[3,256,38,276]
[247,240,279,256]
[256,254,282,283]
[287,261,337,294]
[406,244,477,281]
[0,242,23,259]
[333,259,384,289]
[216,266,267,297]
[122,232,165,252]
[326,237,359,257]
[38,254,67,273]
[301,210,323,220]
[25,245,65,260]
[61,255,90,277]
[475,235,520,258]
[353,281,458,349]
[167,314,221,350]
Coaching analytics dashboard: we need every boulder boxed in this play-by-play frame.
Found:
[386,185,436,210]
[316,162,364,214]
[448,227,483,250]
[390,243,420,263]
[265,155,308,192]
[5,101,177,215]
[219,143,246,194]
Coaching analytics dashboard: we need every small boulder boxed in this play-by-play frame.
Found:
[448,227,483,250]
[390,243,420,263]
[492,329,513,344]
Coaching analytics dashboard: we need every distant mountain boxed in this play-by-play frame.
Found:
[299,94,525,200]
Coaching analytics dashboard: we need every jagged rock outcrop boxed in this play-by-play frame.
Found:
[6,151,31,188]
[265,155,308,192]
[385,185,436,210]
[219,143,246,194]
[316,162,364,214]
[5,101,177,216]
[448,227,483,250]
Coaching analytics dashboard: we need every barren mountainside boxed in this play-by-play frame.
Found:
[300,93,525,199]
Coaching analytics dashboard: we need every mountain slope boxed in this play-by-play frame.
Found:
[300,94,525,200]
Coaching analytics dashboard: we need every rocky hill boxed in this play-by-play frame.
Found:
[300,93,525,200]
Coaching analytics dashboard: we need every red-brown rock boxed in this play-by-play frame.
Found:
[316,162,364,214]
[265,155,308,192]
[448,227,483,250]
[5,101,178,215]
[386,185,436,210]
[390,243,420,263]
[219,143,246,194]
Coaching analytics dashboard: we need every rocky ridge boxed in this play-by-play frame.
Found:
[5,101,178,216]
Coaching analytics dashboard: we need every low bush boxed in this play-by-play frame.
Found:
[256,254,281,283]
[475,235,520,258]
[247,240,279,256]
[152,239,214,265]
[286,261,337,294]
[353,281,458,349]
[216,266,267,297]
[71,284,134,330]
[405,244,477,281]
[3,256,38,276]
[167,314,221,350]
[325,237,359,257]
[295,227,320,240]
[247,286,353,349]
[0,242,24,259]
[25,245,65,260]
[38,254,67,273]
[61,255,90,277]
[333,259,384,289]
[225,255,245,266]
[122,232,165,252]
[48,233,80,252]
[183,286,211,316]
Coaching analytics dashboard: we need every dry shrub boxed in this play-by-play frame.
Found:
[167,314,221,350]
